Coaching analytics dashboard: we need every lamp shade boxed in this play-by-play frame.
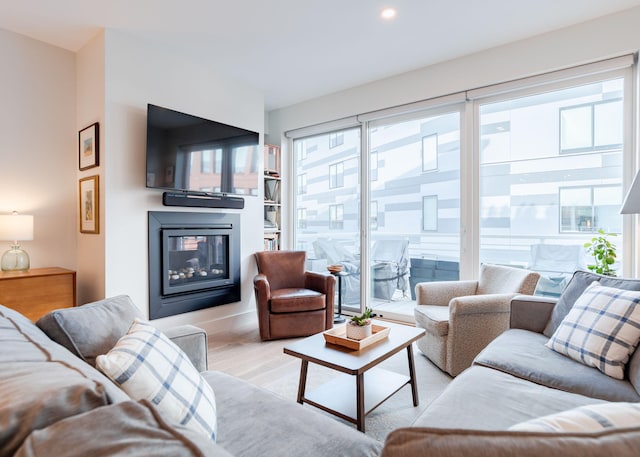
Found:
[0,214,34,241]
[621,171,640,214]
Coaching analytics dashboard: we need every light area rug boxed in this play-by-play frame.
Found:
[260,346,452,443]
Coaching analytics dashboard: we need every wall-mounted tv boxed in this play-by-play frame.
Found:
[145,104,260,197]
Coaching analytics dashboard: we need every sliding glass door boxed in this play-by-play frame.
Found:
[293,107,462,315]
[368,110,461,308]
[293,128,362,309]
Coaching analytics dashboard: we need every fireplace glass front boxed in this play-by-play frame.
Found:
[162,229,232,296]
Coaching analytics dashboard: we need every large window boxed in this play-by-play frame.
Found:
[290,59,632,314]
[477,75,626,289]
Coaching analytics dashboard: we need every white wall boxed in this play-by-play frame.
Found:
[2,27,264,333]
[0,30,77,272]
[76,33,106,303]
[268,7,640,140]
[95,30,265,331]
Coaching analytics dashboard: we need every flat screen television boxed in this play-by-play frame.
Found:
[145,104,260,197]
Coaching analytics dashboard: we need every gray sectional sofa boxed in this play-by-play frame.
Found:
[383,270,640,456]
[0,295,382,457]
[4,270,640,457]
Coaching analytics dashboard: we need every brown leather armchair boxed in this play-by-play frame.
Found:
[253,250,335,341]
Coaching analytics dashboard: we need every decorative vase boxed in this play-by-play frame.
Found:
[346,322,372,340]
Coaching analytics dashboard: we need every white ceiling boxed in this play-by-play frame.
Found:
[2,0,640,110]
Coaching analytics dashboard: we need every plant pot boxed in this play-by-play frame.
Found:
[346,323,372,340]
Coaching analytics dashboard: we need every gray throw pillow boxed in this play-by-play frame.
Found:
[543,270,640,337]
[36,295,143,367]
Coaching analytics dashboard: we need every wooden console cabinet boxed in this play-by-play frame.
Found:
[0,267,76,321]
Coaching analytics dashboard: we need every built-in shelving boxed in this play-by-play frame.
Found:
[264,144,281,251]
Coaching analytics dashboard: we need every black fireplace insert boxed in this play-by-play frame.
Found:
[148,211,241,319]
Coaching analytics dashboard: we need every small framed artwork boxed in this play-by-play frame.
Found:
[78,122,99,171]
[79,175,99,234]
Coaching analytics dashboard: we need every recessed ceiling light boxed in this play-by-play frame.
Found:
[381,7,397,20]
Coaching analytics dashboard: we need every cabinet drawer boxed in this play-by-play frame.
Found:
[0,268,76,321]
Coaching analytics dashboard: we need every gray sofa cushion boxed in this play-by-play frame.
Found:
[0,305,128,457]
[0,362,111,457]
[474,329,640,402]
[0,305,128,403]
[202,370,382,457]
[543,270,640,337]
[36,295,143,367]
[413,365,604,430]
[15,400,231,457]
[381,426,640,457]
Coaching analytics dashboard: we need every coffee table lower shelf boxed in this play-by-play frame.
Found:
[301,367,410,425]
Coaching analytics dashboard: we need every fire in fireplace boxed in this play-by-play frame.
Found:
[148,211,240,319]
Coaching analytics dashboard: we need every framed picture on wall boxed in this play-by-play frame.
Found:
[78,122,99,171]
[79,175,99,234]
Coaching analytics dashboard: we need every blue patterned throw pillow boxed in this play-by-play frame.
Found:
[546,282,640,379]
[96,319,217,441]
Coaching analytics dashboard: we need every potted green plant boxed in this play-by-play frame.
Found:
[346,307,373,340]
[583,229,617,277]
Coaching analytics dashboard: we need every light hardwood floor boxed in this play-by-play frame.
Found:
[206,318,415,386]
[206,320,304,387]
[205,319,452,442]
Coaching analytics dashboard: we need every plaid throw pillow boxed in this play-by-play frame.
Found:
[96,319,217,441]
[546,282,640,379]
[509,402,640,432]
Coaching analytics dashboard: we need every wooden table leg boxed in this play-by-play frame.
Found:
[297,360,309,404]
[407,345,419,406]
[356,373,365,432]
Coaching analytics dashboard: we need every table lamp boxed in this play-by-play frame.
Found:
[0,211,34,271]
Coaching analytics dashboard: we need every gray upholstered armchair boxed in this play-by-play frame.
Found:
[414,263,540,376]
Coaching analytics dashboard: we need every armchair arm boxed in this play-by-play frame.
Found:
[510,294,557,333]
[164,325,208,372]
[253,274,271,302]
[253,274,273,340]
[306,271,336,331]
[449,293,516,316]
[446,293,515,376]
[305,271,336,294]
[415,280,478,306]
